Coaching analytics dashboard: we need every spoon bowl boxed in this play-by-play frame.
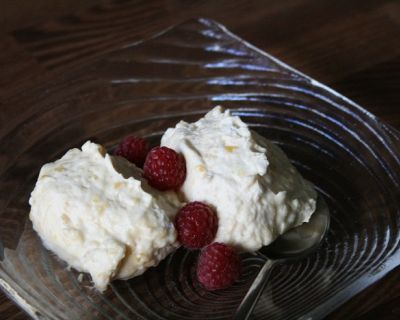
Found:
[234,196,330,319]
[260,197,330,260]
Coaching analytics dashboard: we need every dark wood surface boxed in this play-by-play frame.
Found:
[1,0,399,319]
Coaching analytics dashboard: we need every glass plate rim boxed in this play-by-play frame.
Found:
[0,17,399,320]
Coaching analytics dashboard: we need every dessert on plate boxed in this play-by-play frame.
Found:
[29,106,317,291]
[29,141,180,291]
[162,106,317,252]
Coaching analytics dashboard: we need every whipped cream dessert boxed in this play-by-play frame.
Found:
[161,106,317,252]
[29,141,180,291]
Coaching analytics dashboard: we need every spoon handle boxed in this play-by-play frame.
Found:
[233,259,276,320]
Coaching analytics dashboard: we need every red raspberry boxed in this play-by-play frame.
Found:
[143,146,186,191]
[197,243,241,290]
[175,202,218,249]
[114,136,149,167]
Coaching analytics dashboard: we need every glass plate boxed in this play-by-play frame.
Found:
[0,18,399,320]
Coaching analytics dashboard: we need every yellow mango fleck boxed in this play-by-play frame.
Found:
[114,182,124,189]
[133,197,141,203]
[61,213,70,224]
[238,169,246,177]
[196,165,206,173]
[224,145,238,153]
[98,203,109,215]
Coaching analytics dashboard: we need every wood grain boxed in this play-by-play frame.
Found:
[0,0,399,319]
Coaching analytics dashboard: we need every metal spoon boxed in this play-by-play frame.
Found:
[234,197,330,320]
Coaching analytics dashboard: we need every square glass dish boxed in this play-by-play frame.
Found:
[0,18,399,320]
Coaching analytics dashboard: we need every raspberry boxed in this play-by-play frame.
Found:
[143,146,186,191]
[197,243,241,290]
[175,202,218,249]
[114,136,149,167]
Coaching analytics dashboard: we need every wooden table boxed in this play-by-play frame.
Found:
[1,0,399,319]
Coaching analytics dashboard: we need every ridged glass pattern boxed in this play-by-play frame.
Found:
[0,18,399,320]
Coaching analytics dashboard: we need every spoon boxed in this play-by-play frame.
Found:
[233,197,330,320]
